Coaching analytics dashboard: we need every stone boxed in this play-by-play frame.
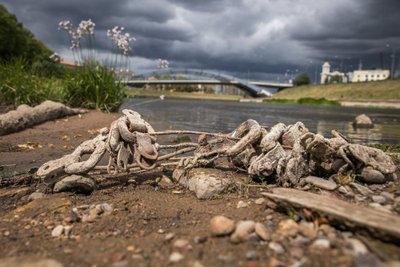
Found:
[371,195,386,204]
[290,236,310,247]
[0,256,63,267]
[210,216,235,236]
[217,254,236,264]
[230,220,255,243]
[368,203,392,213]
[311,238,330,249]
[53,175,96,194]
[51,225,64,237]
[277,219,299,237]
[354,253,383,267]
[245,250,259,260]
[289,247,304,260]
[360,167,386,184]
[353,114,374,128]
[191,261,205,267]
[183,169,230,200]
[236,200,249,208]
[299,221,317,240]
[255,222,270,241]
[349,183,373,196]
[345,238,368,256]
[169,252,184,263]
[304,176,337,191]
[173,239,192,250]
[380,192,394,201]
[28,192,45,201]
[254,198,266,205]
[165,232,175,241]
[156,175,173,187]
[269,242,285,254]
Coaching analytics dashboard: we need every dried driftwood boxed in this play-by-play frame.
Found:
[262,188,400,243]
[0,100,87,136]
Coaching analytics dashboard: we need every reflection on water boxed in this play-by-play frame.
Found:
[121,97,400,144]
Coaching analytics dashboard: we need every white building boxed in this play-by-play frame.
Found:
[320,61,390,84]
[351,69,390,82]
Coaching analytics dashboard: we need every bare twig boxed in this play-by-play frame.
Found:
[159,143,198,149]
[151,130,239,140]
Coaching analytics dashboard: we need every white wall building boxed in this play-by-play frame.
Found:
[320,61,390,84]
[351,69,390,82]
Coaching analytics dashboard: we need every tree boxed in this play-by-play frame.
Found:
[0,4,52,63]
[293,73,310,86]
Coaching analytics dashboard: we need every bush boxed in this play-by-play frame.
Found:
[293,73,310,86]
[297,97,340,106]
[62,63,126,111]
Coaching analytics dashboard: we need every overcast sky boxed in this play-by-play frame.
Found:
[3,0,400,81]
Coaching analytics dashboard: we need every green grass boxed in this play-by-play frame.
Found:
[264,97,341,106]
[273,79,400,101]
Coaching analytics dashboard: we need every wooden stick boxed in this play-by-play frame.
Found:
[262,188,400,243]
[159,143,198,149]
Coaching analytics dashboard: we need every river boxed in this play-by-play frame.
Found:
[120,97,400,144]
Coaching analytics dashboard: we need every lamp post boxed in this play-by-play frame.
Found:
[386,44,396,79]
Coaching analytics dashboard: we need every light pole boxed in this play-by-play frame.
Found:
[386,44,396,79]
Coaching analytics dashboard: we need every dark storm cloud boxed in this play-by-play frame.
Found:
[2,0,400,78]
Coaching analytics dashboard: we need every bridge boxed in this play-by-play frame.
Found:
[125,69,293,97]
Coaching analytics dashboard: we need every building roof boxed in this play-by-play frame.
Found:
[322,62,330,67]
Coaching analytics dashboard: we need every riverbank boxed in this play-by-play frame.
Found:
[1,109,400,267]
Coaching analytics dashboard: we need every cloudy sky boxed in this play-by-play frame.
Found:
[3,0,400,81]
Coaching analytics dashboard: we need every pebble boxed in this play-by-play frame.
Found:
[237,200,249,208]
[165,232,175,241]
[277,219,299,237]
[51,225,64,237]
[290,236,310,247]
[361,167,386,184]
[169,252,184,263]
[209,216,235,236]
[311,238,330,249]
[245,250,259,260]
[28,192,45,201]
[289,247,304,260]
[269,242,285,254]
[304,176,337,191]
[194,236,207,244]
[369,203,392,213]
[191,261,205,267]
[173,239,192,250]
[349,183,373,196]
[380,192,394,201]
[255,222,270,241]
[230,220,255,243]
[254,198,266,205]
[346,238,368,256]
[217,254,236,264]
[372,195,386,204]
[298,221,317,240]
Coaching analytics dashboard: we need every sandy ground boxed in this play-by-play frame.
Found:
[0,110,400,267]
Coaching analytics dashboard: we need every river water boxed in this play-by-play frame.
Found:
[121,97,400,144]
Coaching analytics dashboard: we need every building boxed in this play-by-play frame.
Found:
[320,61,390,84]
[351,69,390,82]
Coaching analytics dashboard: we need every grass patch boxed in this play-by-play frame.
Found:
[368,144,400,153]
[273,79,400,101]
[263,97,340,106]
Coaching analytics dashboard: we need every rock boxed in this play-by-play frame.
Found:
[191,261,205,267]
[28,192,45,201]
[53,175,96,194]
[290,236,310,247]
[255,222,270,241]
[354,253,383,267]
[277,219,299,237]
[380,192,394,201]
[269,242,285,254]
[169,252,184,263]
[165,232,175,241]
[368,203,392,213]
[51,225,64,237]
[181,168,230,200]
[346,238,369,256]
[372,195,386,204]
[349,182,373,196]
[304,176,337,191]
[299,221,317,240]
[210,216,235,236]
[245,250,259,260]
[0,256,63,267]
[360,167,386,184]
[173,239,192,250]
[311,238,330,249]
[230,220,255,243]
[217,254,236,264]
[254,198,266,205]
[98,203,113,213]
[236,200,249,208]
[289,247,304,260]
[353,114,374,128]
[156,175,173,187]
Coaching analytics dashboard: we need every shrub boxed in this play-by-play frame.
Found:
[62,62,126,111]
[293,73,311,86]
